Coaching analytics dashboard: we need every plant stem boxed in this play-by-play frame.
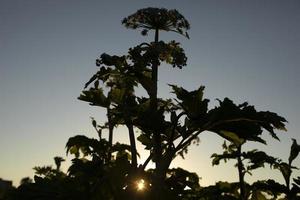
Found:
[107,108,113,161]
[126,122,137,169]
[149,28,166,198]
[237,145,245,200]
[151,28,162,172]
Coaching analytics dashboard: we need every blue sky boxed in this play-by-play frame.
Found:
[0,0,299,186]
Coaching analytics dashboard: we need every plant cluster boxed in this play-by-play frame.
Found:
[5,8,300,200]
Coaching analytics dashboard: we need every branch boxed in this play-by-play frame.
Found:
[126,122,138,169]
[168,111,186,148]
[175,129,203,152]
[141,153,153,170]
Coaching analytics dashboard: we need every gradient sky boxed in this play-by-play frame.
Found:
[1,0,300,186]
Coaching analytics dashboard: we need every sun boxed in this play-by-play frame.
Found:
[136,179,146,191]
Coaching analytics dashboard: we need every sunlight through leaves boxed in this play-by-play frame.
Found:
[136,179,146,191]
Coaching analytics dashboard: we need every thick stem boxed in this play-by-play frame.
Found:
[150,28,165,198]
[285,161,292,199]
[152,29,159,97]
[107,108,113,161]
[142,153,153,170]
[160,148,176,175]
[237,145,246,200]
[126,122,137,169]
[151,29,159,104]
[151,28,162,172]
[285,169,291,192]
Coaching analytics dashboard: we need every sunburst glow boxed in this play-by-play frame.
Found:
[136,179,146,191]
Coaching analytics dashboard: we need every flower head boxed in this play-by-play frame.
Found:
[122,7,190,38]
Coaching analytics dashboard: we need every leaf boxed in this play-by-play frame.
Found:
[137,134,152,149]
[251,191,268,200]
[219,130,245,146]
[109,88,126,104]
[84,74,98,88]
[134,99,167,133]
[244,150,278,171]
[170,111,177,123]
[252,179,287,197]
[206,98,287,145]
[69,146,79,157]
[211,151,238,166]
[278,163,292,186]
[92,118,97,128]
[211,153,221,166]
[66,135,102,157]
[294,176,300,186]
[169,84,208,120]
[111,143,131,153]
[94,80,99,89]
[165,168,200,193]
[169,84,189,101]
[78,88,110,107]
[289,139,300,165]
[136,72,155,97]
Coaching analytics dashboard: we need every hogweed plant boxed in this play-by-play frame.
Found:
[8,7,297,200]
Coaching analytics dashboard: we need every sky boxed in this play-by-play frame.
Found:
[1,0,300,187]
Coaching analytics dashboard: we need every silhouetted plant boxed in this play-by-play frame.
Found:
[211,139,300,199]
[7,7,292,200]
[54,156,65,171]
[78,7,287,199]
[211,141,279,199]
[19,177,32,185]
